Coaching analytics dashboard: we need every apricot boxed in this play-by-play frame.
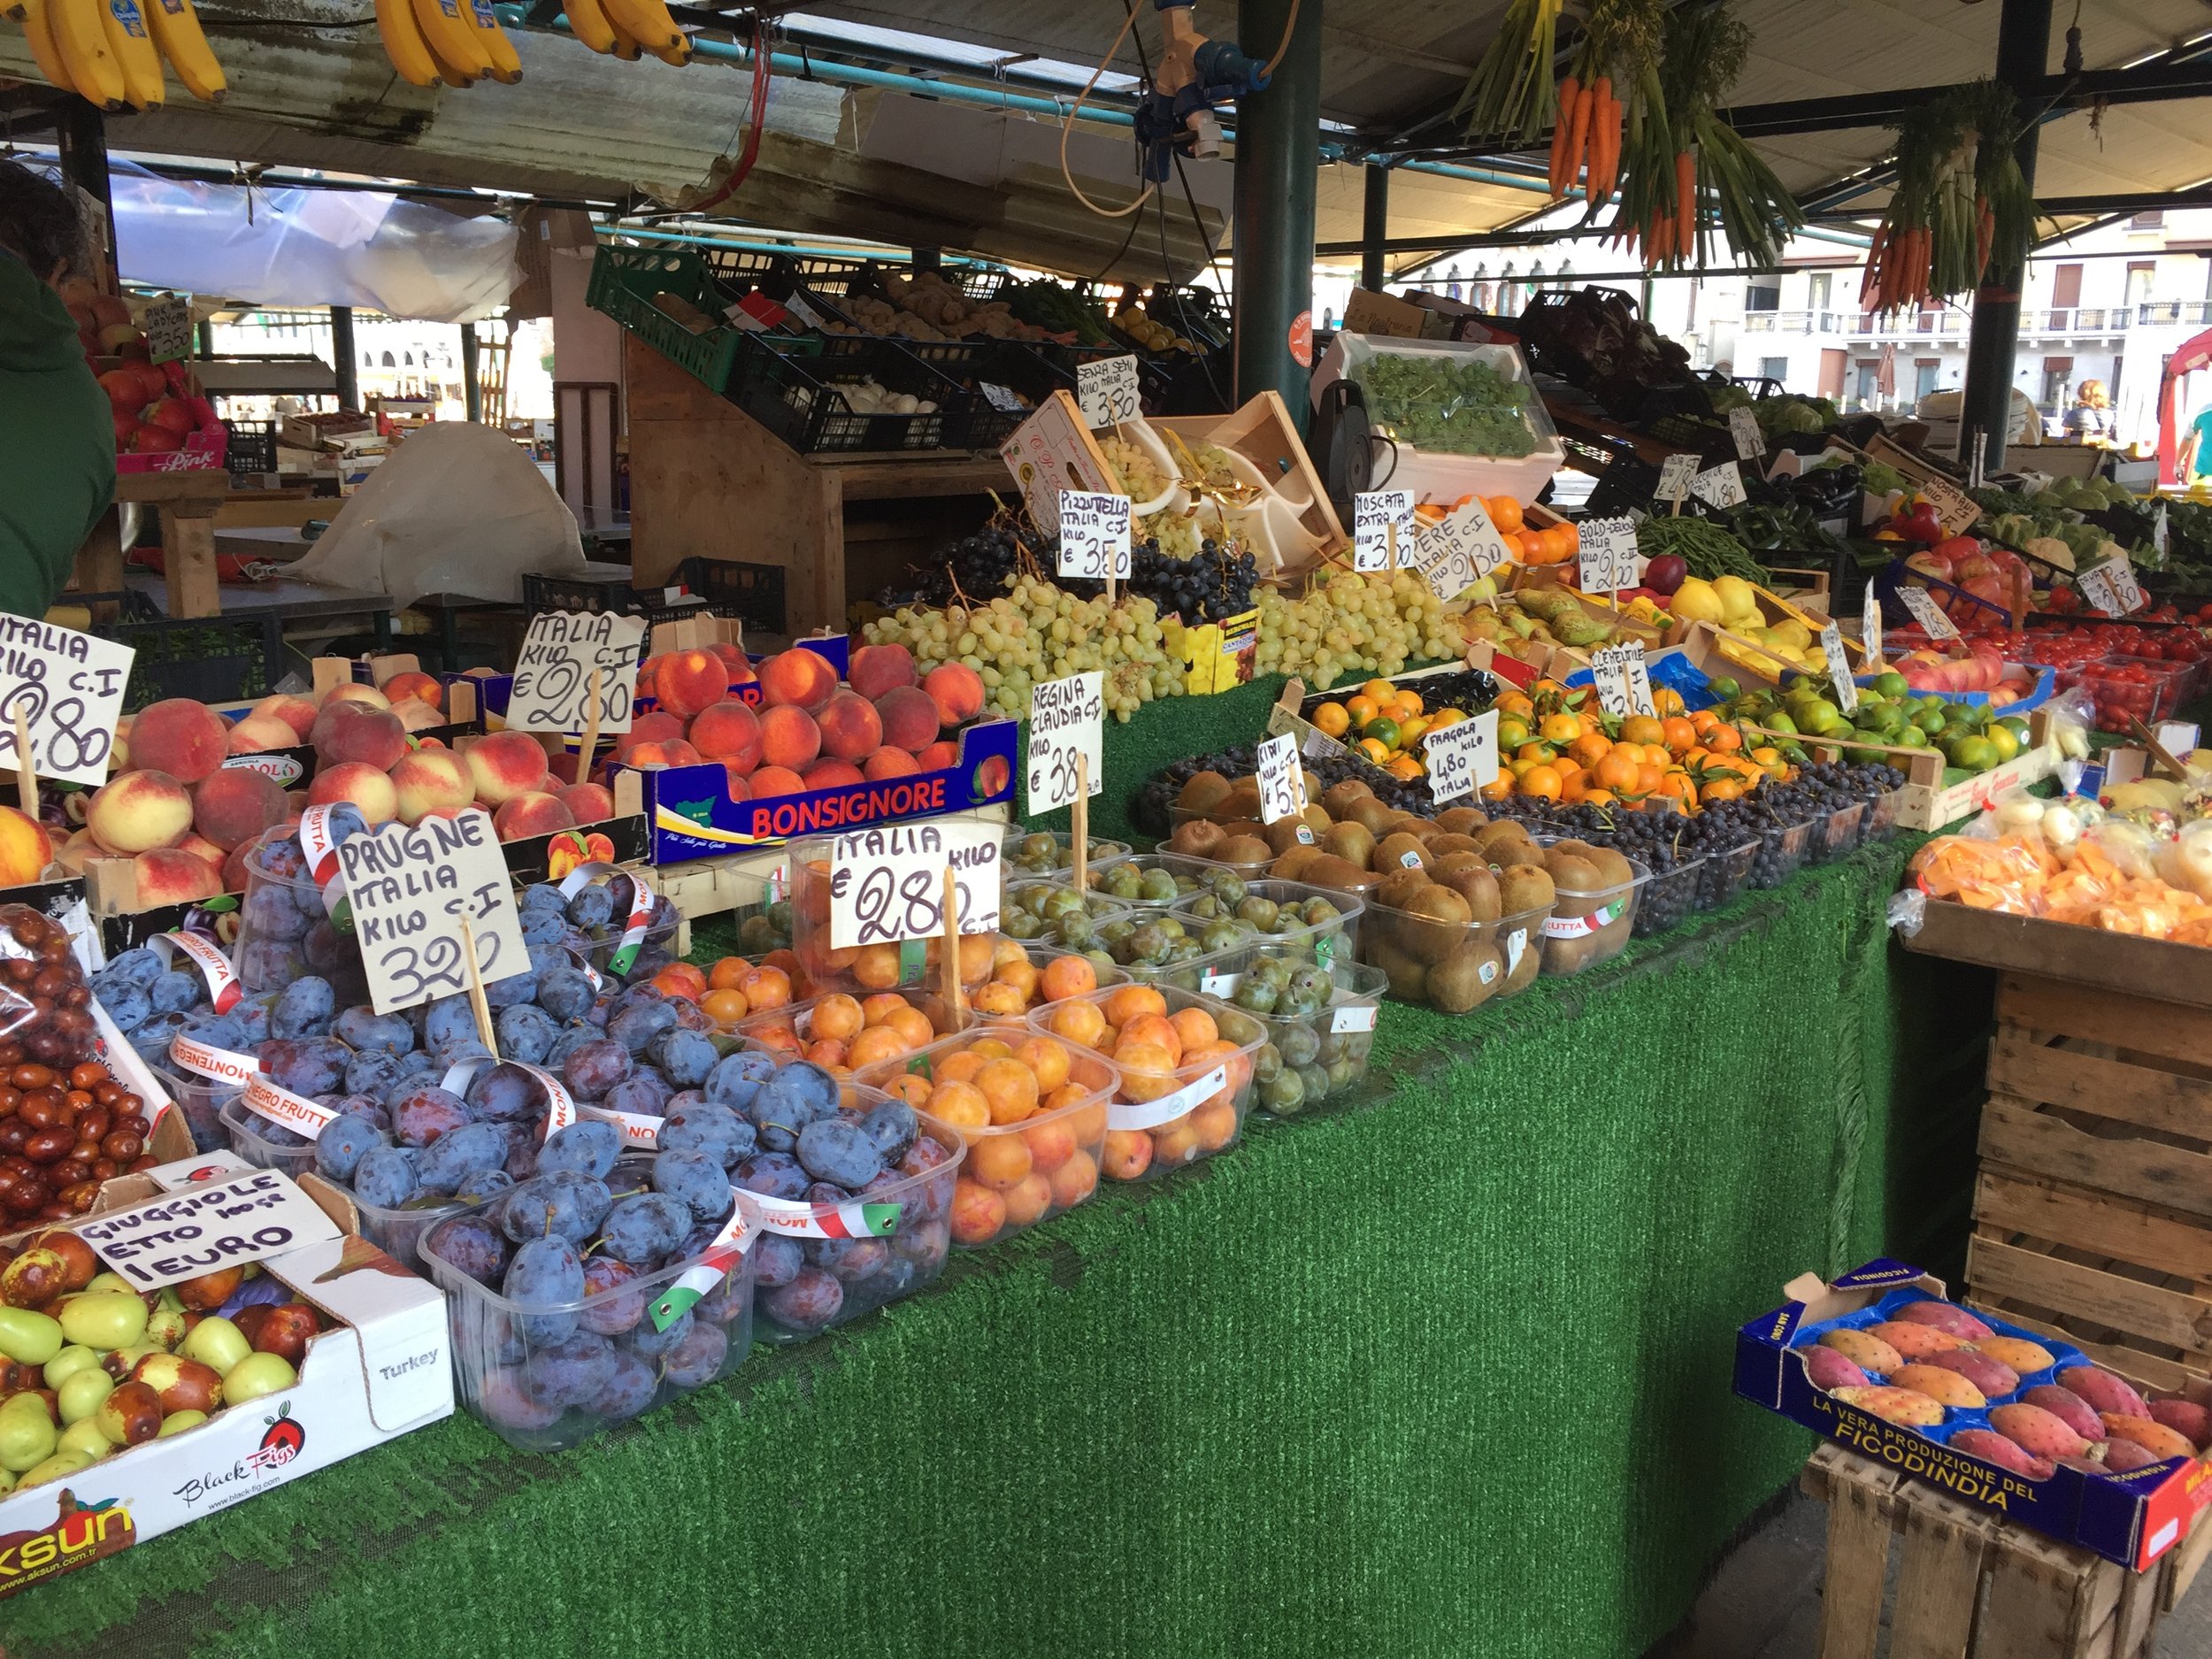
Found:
[1048,999,1107,1048]
[1020,1114,1077,1174]
[968,1132,1033,1190]
[388,749,473,826]
[1101,1129,1152,1181]
[128,698,228,784]
[803,1038,848,1070]
[757,704,821,772]
[308,761,398,824]
[86,769,192,855]
[134,846,221,905]
[850,943,904,991]
[976,1058,1040,1125]
[848,641,918,700]
[883,1073,931,1107]
[557,782,617,824]
[882,1005,936,1049]
[1150,1117,1202,1169]
[757,649,838,714]
[710,957,751,989]
[973,981,1025,1017]
[652,649,731,719]
[1121,1013,1183,1064]
[311,703,407,773]
[464,731,550,806]
[688,702,764,772]
[949,1179,1007,1245]
[1190,1099,1239,1152]
[923,663,985,728]
[1047,1148,1099,1208]
[493,791,576,841]
[737,965,791,1009]
[1014,1036,1070,1093]
[811,994,865,1041]
[1002,1171,1054,1228]
[1111,1039,1179,1100]
[816,691,882,763]
[936,1052,986,1085]
[1170,1006,1219,1053]
[845,1026,909,1068]
[801,759,864,790]
[926,1079,989,1133]
[1103,985,1168,1027]
[873,686,940,753]
[1039,955,1097,1002]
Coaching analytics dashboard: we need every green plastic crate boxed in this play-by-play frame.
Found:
[587,246,747,393]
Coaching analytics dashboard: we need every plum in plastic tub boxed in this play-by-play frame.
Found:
[1001,827,1134,879]
[581,913,681,984]
[1170,873,1365,968]
[423,1172,757,1452]
[1094,915,1254,993]
[1198,956,1386,1118]
[160,1067,239,1153]
[1696,839,1761,912]
[221,1094,317,1178]
[749,1109,965,1344]
[1082,853,1201,910]
[1001,879,1133,953]
[1025,982,1263,1183]
[1535,849,1650,978]
[855,1029,1115,1247]
[1357,895,1550,1010]
[234,835,372,1007]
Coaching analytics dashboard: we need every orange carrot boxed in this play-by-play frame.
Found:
[1975,198,1994,277]
[1589,79,1619,202]
[1676,150,1696,260]
[1549,74,1581,196]
[1859,226,1886,310]
[1562,77,1592,197]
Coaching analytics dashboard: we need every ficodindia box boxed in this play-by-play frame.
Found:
[1734,1259,2212,1571]
[0,1169,452,1599]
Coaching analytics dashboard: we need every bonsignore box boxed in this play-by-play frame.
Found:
[1734,1259,2212,1572]
[0,1168,451,1597]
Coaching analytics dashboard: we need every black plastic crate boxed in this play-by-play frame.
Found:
[110,599,284,710]
[958,342,1079,447]
[729,333,973,453]
[678,557,787,635]
[521,571,708,626]
[223,419,277,478]
[701,247,871,303]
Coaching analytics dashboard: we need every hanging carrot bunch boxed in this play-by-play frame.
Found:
[1551,0,1665,207]
[1455,0,1566,142]
[1860,83,2032,315]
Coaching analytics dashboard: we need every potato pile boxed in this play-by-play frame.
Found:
[823,272,1058,343]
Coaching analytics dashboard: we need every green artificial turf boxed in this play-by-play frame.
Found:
[0,835,1976,1659]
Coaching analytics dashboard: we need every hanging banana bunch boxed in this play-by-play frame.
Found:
[6,0,227,104]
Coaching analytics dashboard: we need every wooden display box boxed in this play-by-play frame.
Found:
[1156,391,1348,563]
[1801,1443,2195,1659]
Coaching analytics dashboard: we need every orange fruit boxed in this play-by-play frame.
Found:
[653,963,707,1001]
[1480,772,1515,801]
[1386,754,1424,782]
[1701,777,1746,803]
[737,965,792,1010]
[1659,772,1697,805]
[810,993,864,1042]
[1567,732,1612,768]
[1486,495,1524,534]
[1595,750,1641,792]
[1581,788,1616,806]
[1661,717,1697,754]
[977,1057,1041,1125]
[1393,689,1425,718]
[1039,954,1097,1003]
[1539,712,1580,744]
[1346,694,1379,727]
[1358,737,1392,765]
[1540,524,1576,564]
[1313,702,1350,737]
[1707,725,1743,753]
[1653,687,1686,716]
[708,956,751,989]
[1620,715,1664,747]
[1636,762,1664,795]
[1169,1006,1218,1053]
[700,987,750,1026]
[1518,764,1564,801]
[1049,999,1108,1049]
[1103,984,1167,1027]
[1495,692,1535,718]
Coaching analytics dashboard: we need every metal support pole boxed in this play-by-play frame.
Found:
[1233,0,1323,420]
[1361,163,1390,293]
[329,306,360,411]
[52,104,115,283]
[1957,0,2051,473]
[196,320,213,358]
[460,323,482,423]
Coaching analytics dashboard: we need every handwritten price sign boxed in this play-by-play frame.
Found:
[1729,408,1763,461]
[829,819,1002,949]
[1655,453,1698,506]
[1589,643,1655,718]
[1690,461,1747,510]
[337,808,528,1014]
[1026,672,1102,814]
[1422,710,1499,804]
[1578,518,1638,595]
[2079,555,2146,616]
[1412,499,1511,600]
[1897,585,1960,641]
[1352,489,1415,572]
[506,611,646,734]
[0,616,134,787]
[1058,491,1132,580]
[1077,355,1141,429]
[1821,624,1858,716]
[1256,733,1308,825]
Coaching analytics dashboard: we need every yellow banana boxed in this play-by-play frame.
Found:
[17,0,81,95]
[646,30,687,65]
[464,0,518,82]
[406,0,488,78]
[559,0,614,55]
[601,0,678,54]
[604,12,639,58]
[142,0,222,101]
[95,0,164,108]
[49,0,125,107]
[371,0,438,85]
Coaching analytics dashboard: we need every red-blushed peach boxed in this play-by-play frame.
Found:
[389,749,474,825]
[323,682,389,712]
[624,740,703,770]
[55,827,99,877]
[708,641,749,682]
[128,699,228,784]
[252,694,318,741]
[547,751,580,787]
[726,655,757,689]
[863,747,919,780]
[557,782,616,824]
[918,741,958,772]
[134,846,221,905]
[748,765,806,802]
[718,765,750,803]
[380,671,442,710]
[757,649,837,714]
[873,686,939,752]
[0,805,49,885]
[464,731,550,805]
[611,711,686,760]
[848,642,918,701]
[688,702,763,772]
[652,649,730,719]
[387,698,445,734]
[175,832,228,875]
[802,759,864,790]
[109,730,131,772]
[311,704,407,772]
[493,792,576,841]
[225,713,297,756]
[757,704,821,772]
[309,762,398,824]
[190,768,288,852]
[923,663,985,728]
[87,770,194,855]
[816,691,881,762]
[285,790,310,813]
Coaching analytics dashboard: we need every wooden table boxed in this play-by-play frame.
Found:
[79,470,236,619]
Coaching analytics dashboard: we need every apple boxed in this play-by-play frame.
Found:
[144,396,198,438]
[96,319,142,353]
[131,423,185,454]
[93,1379,162,1448]
[97,368,152,418]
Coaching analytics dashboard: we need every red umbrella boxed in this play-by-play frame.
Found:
[2157,324,2212,482]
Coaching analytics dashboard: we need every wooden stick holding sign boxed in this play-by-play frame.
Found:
[12,710,33,818]
[1071,753,1090,898]
[941,868,965,1024]
[458,913,500,1059]
[579,668,604,784]
[1387,518,1398,573]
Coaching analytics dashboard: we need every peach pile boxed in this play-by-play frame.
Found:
[613,641,987,807]
[1032,985,1255,1182]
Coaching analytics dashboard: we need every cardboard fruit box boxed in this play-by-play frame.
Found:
[0,1163,451,1598]
[1735,1259,2212,1572]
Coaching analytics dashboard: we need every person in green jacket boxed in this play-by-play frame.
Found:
[0,159,114,620]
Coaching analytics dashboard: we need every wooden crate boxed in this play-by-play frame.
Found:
[1801,1443,2177,1659]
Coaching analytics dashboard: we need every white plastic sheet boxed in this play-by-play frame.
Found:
[104,159,518,325]
[287,424,585,607]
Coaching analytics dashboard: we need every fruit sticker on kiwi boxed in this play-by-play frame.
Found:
[1110,1064,1228,1133]
[241,1071,335,1140]
[505,611,647,735]
[1422,709,1500,805]
[153,929,242,1014]
[1255,733,1307,825]
[1026,672,1103,814]
[0,617,134,787]
[748,1191,901,1239]
[73,1168,343,1290]
[648,1200,759,1331]
[828,819,1002,949]
[338,808,527,1015]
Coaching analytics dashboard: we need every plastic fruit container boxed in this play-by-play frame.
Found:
[1747,818,1814,889]
[1536,849,1650,977]
[580,913,681,984]
[1860,785,1903,844]
[1081,853,1202,910]
[1355,895,1551,1011]
[784,825,1005,995]
[1094,918,1254,993]
[422,1183,757,1453]
[222,1096,465,1269]
[1813,801,1867,864]
[1025,982,1263,1182]
[160,1068,239,1153]
[733,983,970,1067]
[1697,840,1762,911]
[966,942,1132,1023]
[855,1030,1115,1247]
[2080,661,2177,733]
[1168,875,1366,968]
[1001,827,1135,879]
[221,1095,317,1178]
[234,839,372,1005]
[1197,956,1386,1118]
[1002,879,1134,952]
[750,1109,964,1343]
[1632,852,1704,937]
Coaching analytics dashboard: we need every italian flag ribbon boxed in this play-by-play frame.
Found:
[647,1197,758,1333]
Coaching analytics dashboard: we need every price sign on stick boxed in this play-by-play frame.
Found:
[1655,453,1698,507]
[142,294,192,365]
[2079,554,2147,616]
[1861,583,1884,666]
[1821,624,1859,716]
[1690,461,1747,510]
[830,819,1002,949]
[1422,710,1499,804]
[0,617,134,787]
[1729,408,1764,461]
[1352,489,1415,572]
[1412,499,1511,599]
[1578,518,1638,594]
[1255,733,1308,824]
[1589,643,1655,718]
[1026,672,1103,814]
[506,611,646,733]
[337,808,529,1015]
[1077,355,1141,429]
[1897,585,1961,640]
[1057,491,1132,580]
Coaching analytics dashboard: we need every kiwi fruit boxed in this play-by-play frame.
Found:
[1178,771,1232,813]
[1425,833,1483,859]
[1216,833,1273,869]
[1319,820,1377,871]
[1374,831,1430,875]
[1473,821,1536,864]
[1501,919,1542,993]
[1302,803,1333,836]
[1586,846,1635,887]
[1383,813,1436,840]
[1544,851,1607,905]
[1399,883,1472,964]
[1271,845,1324,881]
[1300,854,1379,895]
[1373,865,1432,913]
[1322,779,1374,818]
[1427,939,1504,1013]
[1170,819,1226,857]
[1434,806,1489,836]
[1434,857,1501,921]
[1496,862,1556,918]
[1264,816,1317,855]
[1346,796,1398,836]
[1544,838,1604,867]
[1371,937,1428,1002]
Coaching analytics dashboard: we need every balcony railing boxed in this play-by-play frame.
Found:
[1741,310,1850,334]
[1847,311,1972,337]
[2139,301,2212,326]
